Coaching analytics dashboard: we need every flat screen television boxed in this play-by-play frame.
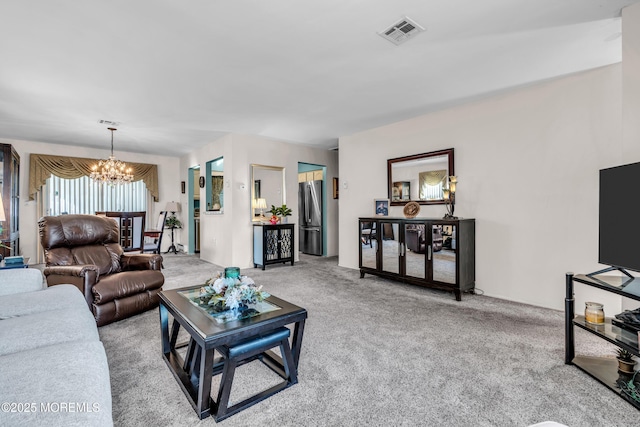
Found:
[598,161,640,275]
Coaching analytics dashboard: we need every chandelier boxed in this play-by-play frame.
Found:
[90,127,134,185]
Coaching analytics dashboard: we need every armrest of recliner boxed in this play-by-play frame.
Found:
[43,265,100,307]
[121,253,163,271]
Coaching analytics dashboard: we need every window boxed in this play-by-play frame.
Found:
[44,175,148,216]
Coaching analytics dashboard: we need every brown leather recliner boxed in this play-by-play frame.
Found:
[39,214,165,326]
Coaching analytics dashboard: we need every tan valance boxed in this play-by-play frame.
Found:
[419,170,447,186]
[29,154,159,202]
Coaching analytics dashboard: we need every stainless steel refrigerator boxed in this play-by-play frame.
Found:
[299,180,323,255]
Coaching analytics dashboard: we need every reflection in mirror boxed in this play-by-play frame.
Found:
[360,221,377,270]
[433,224,456,284]
[404,223,426,279]
[388,148,454,206]
[251,164,285,221]
[206,157,224,212]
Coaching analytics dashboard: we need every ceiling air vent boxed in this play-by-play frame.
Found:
[97,119,120,126]
[378,16,425,46]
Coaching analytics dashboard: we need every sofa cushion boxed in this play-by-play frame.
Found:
[0,284,88,319]
[0,340,113,427]
[92,270,164,304]
[0,306,99,356]
[0,268,46,296]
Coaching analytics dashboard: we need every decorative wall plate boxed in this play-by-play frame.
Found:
[403,201,420,218]
[199,176,205,188]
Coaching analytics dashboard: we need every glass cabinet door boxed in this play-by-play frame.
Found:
[432,224,456,284]
[360,221,377,270]
[380,221,400,275]
[404,222,426,279]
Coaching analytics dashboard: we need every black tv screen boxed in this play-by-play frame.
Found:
[599,161,640,273]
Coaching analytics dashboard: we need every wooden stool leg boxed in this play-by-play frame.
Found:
[279,339,297,384]
[216,358,238,419]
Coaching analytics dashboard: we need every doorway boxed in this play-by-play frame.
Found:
[298,163,326,256]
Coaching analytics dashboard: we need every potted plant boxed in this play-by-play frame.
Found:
[268,205,293,223]
[165,215,182,229]
[616,348,637,374]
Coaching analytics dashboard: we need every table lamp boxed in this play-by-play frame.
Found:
[256,198,267,222]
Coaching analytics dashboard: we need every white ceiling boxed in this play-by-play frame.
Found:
[1,0,638,156]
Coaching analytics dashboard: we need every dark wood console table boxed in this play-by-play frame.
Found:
[359,217,475,301]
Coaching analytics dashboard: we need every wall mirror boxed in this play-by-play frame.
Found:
[250,164,285,221]
[387,148,454,206]
[205,157,224,213]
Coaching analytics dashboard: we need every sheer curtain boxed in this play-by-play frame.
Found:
[419,170,447,200]
[43,175,148,216]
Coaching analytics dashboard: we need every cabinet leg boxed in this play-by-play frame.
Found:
[262,265,266,271]
[360,270,365,278]
[454,290,462,301]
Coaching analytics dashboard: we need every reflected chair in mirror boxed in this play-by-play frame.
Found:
[39,214,165,326]
[405,225,443,253]
[143,211,167,254]
[361,221,377,247]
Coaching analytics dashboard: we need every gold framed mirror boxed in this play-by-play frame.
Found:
[250,164,286,221]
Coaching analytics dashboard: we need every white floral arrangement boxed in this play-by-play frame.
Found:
[199,273,270,311]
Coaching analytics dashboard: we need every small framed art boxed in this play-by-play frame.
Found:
[374,199,389,216]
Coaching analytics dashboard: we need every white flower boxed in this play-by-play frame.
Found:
[212,277,226,294]
[224,287,243,309]
[240,276,255,286]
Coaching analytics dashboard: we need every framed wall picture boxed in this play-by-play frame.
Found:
[374,199,389,216]
[333,177,339,199]
[181,181,186,194]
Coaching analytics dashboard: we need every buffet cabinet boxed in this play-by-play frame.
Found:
[253,224,295,270]
[359,217,475,301]
[0,144,20,258]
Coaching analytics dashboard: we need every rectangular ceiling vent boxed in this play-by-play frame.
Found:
[97,119,120,126]
[378,16,425,46]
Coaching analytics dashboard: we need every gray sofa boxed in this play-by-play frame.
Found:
[0,268,113,426]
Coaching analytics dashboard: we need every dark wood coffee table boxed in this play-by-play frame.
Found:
[158,286,307,420]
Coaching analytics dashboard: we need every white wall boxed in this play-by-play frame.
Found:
[5,138,180,260]
[339,64,627,311]
[180,133,339,269]
[623,3,640,156]
[621,3,640,310]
